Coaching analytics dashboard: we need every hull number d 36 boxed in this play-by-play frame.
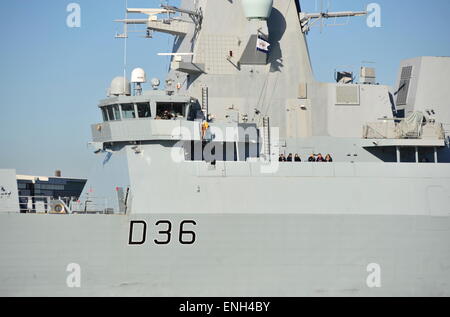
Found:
[129,220,197,246]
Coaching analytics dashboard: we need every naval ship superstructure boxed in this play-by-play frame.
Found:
[0,0,449,296]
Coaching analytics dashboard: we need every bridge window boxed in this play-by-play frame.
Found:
[101,107,109,122]
[156,102,186,120]
[107,106,115,121]
[121,103,136,119]
[137,102,151,118]
[104,105,121,121]
[113,105,121,120]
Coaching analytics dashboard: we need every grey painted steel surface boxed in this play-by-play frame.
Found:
[1,0,450,296]
[0,213,449,297]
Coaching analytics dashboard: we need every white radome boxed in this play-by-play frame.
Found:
[131,68,147,83]
[109,77,131,96]
[241,0,273,20]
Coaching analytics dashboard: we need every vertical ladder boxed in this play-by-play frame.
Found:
[201,86,209,121]
[262,117,271,160]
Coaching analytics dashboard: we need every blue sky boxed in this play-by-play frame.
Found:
[0,0,449,178]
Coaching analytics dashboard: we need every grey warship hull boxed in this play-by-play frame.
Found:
[1,0,450,297]
[1,212,449,297]
[2,158,450,296]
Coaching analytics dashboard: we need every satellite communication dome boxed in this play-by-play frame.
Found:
[131,68,147,83]
[151,78,161,89]
[241,0,273,20]
[109,77,131,96]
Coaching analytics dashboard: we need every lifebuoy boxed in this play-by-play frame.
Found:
[52,204,66,214]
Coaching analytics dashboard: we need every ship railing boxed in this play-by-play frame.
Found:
[18,196,69,214]
[363,120,445,140]
[362,121,397,139]
[18,195,121,215]
[70,195,119,215]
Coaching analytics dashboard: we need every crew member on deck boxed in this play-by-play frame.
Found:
[201,121,209,140]
[287,153,293,162]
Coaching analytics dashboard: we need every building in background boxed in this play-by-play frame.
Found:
[17,172,87,213]
[17,173,86,200]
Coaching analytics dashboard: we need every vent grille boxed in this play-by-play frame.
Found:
[396,66,413,106]
[336,85,360,105]
[400,66,413,79]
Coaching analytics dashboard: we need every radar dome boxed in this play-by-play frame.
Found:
[151,78,161,89]
[241,0,273,20]
[131,68,147,83]
[109,77,131,96]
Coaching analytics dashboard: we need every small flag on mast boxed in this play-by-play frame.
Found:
[256,35,270,53]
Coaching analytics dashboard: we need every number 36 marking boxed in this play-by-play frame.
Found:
[129,220,197,245]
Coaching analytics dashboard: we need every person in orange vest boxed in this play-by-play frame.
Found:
[201,121,209,140]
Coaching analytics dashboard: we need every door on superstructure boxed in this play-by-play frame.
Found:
[286,99,312,138]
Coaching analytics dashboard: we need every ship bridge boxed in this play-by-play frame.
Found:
[92,89,203,143]
[91,76,260,163]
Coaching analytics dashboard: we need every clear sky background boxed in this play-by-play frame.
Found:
[0,0,449,178]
